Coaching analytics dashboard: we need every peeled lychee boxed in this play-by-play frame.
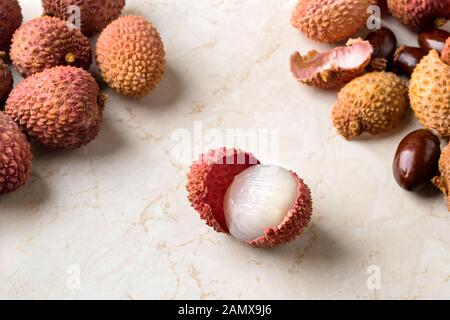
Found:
[442,38,450,65]
[5,66,106,149]
[0,0,22,53]
[42,0,125,36]
[387,0,450,30]
[96,15,165,97]
[332,71,409,140]
[187,148,313,248]
[0,112,32,195]
[291,0,372,43]
[0,52,13,107]
[10,16,92,78]
[410,51,450,137]
[290,39,373,89]
[433,144,450,211]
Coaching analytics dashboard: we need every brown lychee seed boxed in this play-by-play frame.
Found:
[290,39,373,89]
[0,0,22,53]
[96,15,165,97]
[433,144,450,211]
[410,50,450,137]
[332,71,409,140]
[0,52,13,107]
[186,148,313,248]
[5,66,106,149]
[442,38,450,65]
[291,0,372,43]
[10,16,92,78]
[0,112,32,195]
[387,0,450,30]
[42,0,125,36]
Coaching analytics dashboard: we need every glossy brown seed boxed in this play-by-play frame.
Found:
[393,129,441,191]
[393,46,427,76]
[365,27,397,62]
[418,29,450,53]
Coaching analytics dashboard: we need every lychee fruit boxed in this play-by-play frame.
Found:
[0,112,32,195]
[0,52,13,107]
[5,66,106,149]
[409,50,450,137]
[387,0,450,30]
[42,0,125,36]
[442,38,450,65]
[291,0,372,43]
[96,15,165,97]
[433,144,450,211]
[186,148,313,248]
[0,0,22,53]
[332,71,409,140]
[10,16,92,78]
[290,39,373,89]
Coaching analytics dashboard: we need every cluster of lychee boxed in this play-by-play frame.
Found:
[0,1,165,195]
[290,1,450,208]
[186,0,450,248]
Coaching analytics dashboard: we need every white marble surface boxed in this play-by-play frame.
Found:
[1,0,450,299]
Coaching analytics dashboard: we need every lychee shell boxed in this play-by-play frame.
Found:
[0,56,13,106]
[96,15,165,97]
[291,0,372,43]
[409,51,450,137]
[0,112,32,195]
[10,16,92,77]
[433,144,450,211]
[186,148,313,248]
[42,0,125,36]
[5,66,105,149]
[0,0,22,52]
[332,71,409,140]
[387,0,450,30]
[442,38,450,66]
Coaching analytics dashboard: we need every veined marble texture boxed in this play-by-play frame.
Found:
[1,0,450,299]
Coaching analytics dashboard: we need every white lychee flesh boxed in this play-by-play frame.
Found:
[223,165,298,242]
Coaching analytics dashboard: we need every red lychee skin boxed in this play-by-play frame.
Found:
[387,0,450,30]
[0,55,13,106]
[0,112,32,195]
[0,0,22,53]
[187,148,260,233]
[249,172,313,248]
[187,148,314,248]
[442,38,450,66]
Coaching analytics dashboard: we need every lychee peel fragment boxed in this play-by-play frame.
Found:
[290,39,373,89]
[442,38,450,66]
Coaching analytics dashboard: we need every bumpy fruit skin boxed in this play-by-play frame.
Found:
[433,144,450,211]
[0,54,13,106]
[332,72,409,140]
[442,38,450,65]
[96,16,165,97]
[186,148,313,248]
[10,17,92,78]
[387,0,450,30]
[5,66,105,149]
[0,112,32,195]
[410,51,450,137]
[42,0,125,36]
[0,0,22,52]
[291,0,372,43]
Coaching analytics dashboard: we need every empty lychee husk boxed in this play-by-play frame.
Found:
[332,71,409,140]
[291,0,372,43]
[290,39,373,89]
[433,144,450,211]
[387,0,450,30]
[410,51,450,137]
[442,38,450,65]
[186,148,313,248]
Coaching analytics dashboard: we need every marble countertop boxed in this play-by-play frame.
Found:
[1,0,450,299]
